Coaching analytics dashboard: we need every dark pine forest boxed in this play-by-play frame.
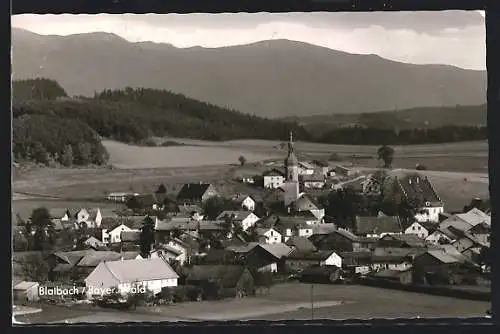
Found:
[12,78,488,166]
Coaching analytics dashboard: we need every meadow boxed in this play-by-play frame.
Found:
[12,139,489,214]
[15,283,490,323]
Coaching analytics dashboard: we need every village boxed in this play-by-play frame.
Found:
[12,133,492,320]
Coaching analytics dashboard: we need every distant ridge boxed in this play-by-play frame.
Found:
[12,28,486,119]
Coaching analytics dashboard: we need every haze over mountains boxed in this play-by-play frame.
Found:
[12,27,486,118]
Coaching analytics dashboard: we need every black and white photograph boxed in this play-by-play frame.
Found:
[11,10,492,324]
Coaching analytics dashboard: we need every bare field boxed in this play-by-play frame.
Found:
[102,139,488,173]
[103,140,282,169]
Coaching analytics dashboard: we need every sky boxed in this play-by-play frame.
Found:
[11,11,486,70]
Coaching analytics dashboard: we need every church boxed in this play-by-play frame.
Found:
[282,132,300,207]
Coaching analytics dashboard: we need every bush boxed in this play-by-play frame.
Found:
[143,138,158,147]
[415,164,427,170]
[329,153,342,161]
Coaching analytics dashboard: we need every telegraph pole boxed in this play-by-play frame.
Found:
[310,284,314,320]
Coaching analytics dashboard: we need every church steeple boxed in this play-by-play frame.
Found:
[285,131,299,182]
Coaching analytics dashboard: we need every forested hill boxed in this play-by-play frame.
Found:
[12,78,309,166]
[12,78,487,167]
[13,80,309,143]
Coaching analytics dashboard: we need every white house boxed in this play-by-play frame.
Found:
[256,227,282,244]
[84,236,106,249]
[425,229,454,245]
[102,224,139,245]
[76,208,102,228]
[216,211,260,231]
[84,258,179,297]
[394,174,443,223]
[232,195,256,212]
[282,224,314,242]
[263,169,285,189]
[297,162,316,176]
[145,246,186,265]
[371,256,413,272]
[286,250,342,270]
[404,222,433,240]
[301,174,325,189]
[107,192,138,203]
[291,195,325,221]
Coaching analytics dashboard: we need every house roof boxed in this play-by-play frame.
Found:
[52,263,76,272]
[77,251,122,267]
[380,234,427,248]
[216,211,254,222]
[292,195,321,211]
[440,217,474,234]
[232,194,254,204]
[334,229,360,242]
[263,168,285,177]
[203,249,237,263]
[287,250,336,261]
[177,204,203,215]
[356,216,402,235]
[50,209,70,219]
[256,227,279,236]
[312,224,337,235]
[285,236,317,252]
[121,251,140,260]
[396,174,442,205]
[259,243,293,259]
[417,221,439,234]
[99,258,179,283]
[425,250,463,264]
[187,265,245,288]
[456,208,491,227]
[85,236,105,246]
[371,255,412,264]
[342,176,367,192]
[121,231,141,242]
[300,174,325,182]
[226,242,259,254]
[177,183,213,201]
[298,161,316,170]
[53,250,96,265]
[371,268,412,278]
[184,265,248,288]
[13,281,39,290]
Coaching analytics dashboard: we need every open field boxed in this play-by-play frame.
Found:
[103,140,282,169]
[14,283,490,324]
[12,165,488,214]
[101,139,488,171]
[12,139,489,214]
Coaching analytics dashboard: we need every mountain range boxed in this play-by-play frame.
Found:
[12,27,486,119]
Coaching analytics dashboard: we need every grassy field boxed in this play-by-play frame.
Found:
[15,283,490,323]
[103,140,282,169]
[100,139,488,172]
[12,139,489,213]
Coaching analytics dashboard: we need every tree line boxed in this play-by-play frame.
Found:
[13,114,109,166]
[317,125,487,145]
